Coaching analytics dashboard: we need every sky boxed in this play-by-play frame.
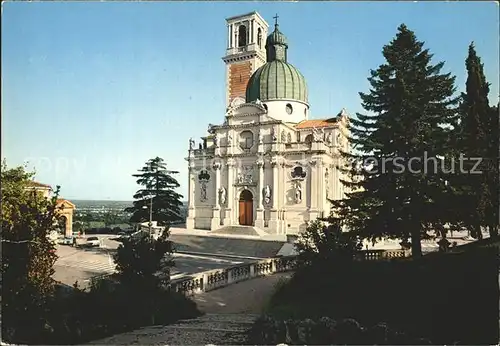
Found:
[2,1,499,201]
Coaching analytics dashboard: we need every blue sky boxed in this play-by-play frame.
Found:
[2,2,498,201]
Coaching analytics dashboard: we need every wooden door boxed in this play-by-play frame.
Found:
[244,201,253,225]
[239,200,246,225]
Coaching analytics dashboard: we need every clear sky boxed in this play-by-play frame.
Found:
[2,1,498,201]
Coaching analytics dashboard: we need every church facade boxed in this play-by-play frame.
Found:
[186,12,350,236]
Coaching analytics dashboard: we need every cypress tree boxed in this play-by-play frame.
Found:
[332,24,459,257]
[458,43,497,238]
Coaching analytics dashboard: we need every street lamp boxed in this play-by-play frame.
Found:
[142,195,153,239]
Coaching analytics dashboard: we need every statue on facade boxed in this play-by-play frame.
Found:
[189,137,195,150]
[281,130,287,142]
[219,187,226,206]
[271,127,277,142]
[227,133,233,145]
[295,183,302,204]
[200,182,207,202]
[325,132,332,144]
[255,98,262,106]
[225,105,234,117]
[258,133,264,144]
[213,134,219,148]
[198,143,203,150]
[287,132,292,143]
[263,185,272,205]
[312,128,323,142]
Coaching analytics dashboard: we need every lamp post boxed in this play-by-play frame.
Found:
[142,195,153,239]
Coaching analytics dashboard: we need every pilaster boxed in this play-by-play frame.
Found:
[211,162,221,230]
[309,159,319,221]
[268,157,280,231]
[224,158,235,225]
[255,158,265,228]
[186,161,196,229]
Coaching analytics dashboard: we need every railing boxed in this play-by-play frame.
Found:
[170,255,297,295]
[170,249,410,295]
[357,249,410,261]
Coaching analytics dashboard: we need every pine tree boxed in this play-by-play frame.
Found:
[457,43,497,238]
[125,157,183,226]
[332,24,460,257]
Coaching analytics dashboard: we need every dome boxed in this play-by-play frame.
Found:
[245,60,308,103]
[245,18,308,104]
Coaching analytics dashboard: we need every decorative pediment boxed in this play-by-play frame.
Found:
[232,103,267,117]
[57,199,76,210]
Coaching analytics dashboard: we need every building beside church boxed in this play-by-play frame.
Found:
[26,181,76,237]
[185,12,350,236]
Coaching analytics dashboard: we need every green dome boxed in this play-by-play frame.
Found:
[246,60,308,103]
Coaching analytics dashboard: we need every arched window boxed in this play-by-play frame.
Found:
[238,25,247,47]
[305,134,313,144]
[239,130,254,149]
[257,28,262,48]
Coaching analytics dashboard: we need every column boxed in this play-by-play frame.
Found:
[228,24,231,48]
[211,162,221,230]
[255,159,265,229]
[186,161,196,229]
[251,20,254,43]
[224,159,235,225]
[268,157,279,232]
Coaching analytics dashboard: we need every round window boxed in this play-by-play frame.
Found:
[286,104,293,114]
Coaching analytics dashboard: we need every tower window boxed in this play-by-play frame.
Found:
[257,28,262,48]
[286,103,293,114]
[238,25,247,47]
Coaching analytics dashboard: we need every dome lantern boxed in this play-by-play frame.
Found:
[245,15,308,105]
[266,14,288,62]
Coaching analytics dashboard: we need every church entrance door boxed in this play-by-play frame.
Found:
[238,190,253,226]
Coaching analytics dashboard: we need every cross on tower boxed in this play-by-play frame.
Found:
[273,13,279,26]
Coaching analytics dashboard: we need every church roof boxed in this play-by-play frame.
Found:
[295,118,338,129]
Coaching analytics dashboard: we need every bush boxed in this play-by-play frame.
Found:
[263,247,499,344]
[41,277,202,344]
[295,220,362,268]
[247,316,433,345]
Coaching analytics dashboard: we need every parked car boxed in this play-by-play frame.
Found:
[59,236,76,246]
[86,236,100,247]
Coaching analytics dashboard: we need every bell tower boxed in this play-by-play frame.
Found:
[222,12,269,107]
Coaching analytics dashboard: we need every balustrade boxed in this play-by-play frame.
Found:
[170,250,408,295]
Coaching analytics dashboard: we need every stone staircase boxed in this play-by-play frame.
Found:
[210,225,268,237]
[86,313,258,345]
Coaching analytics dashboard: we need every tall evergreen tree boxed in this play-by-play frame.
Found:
[457,43,497,238]
[125,157,183,226]
[332,24,459,257]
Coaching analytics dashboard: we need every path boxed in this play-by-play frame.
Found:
[85,273,292,345]
[192,272,292,314]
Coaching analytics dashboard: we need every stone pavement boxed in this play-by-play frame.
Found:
[169,234,286,259]
[85,273,292,345]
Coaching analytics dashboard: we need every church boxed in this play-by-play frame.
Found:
[185,11,350,236]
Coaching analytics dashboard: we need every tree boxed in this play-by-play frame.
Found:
[1,160,60,342]
[113,231,174,289]
[113,230,174,325]
[332,24,460,257]
[455,43,497,238]
[125,157,183,226]
[295,219,362,268]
